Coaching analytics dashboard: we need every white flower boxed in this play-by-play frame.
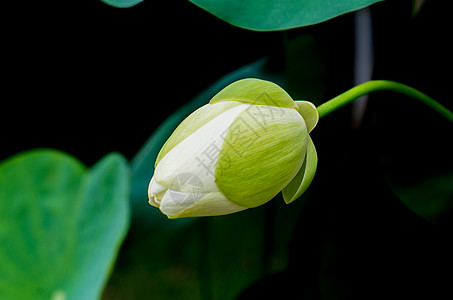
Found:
[148,78,318,218]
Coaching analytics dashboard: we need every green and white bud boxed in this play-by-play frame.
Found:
[148,78,318,218]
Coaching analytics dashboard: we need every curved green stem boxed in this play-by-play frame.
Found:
[317,80,453,122]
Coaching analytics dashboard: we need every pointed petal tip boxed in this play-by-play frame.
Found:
[148,177,166,195]
[282,192,296,204]
[148,198,156,207]
[294,101,319,133]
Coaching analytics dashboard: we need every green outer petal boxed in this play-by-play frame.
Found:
[155,101,240,166]
[215,105,307,208]
[295,101,319,133]
[210,78,298,110]
[282,135,318,204]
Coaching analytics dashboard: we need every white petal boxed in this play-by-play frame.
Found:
[154,104,249,195]
[160,191,247,218]
[151,103,252,218]
[148,175,167,207]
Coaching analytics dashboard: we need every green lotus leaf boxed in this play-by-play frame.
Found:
[0,149,130,300]
[100,0,143,8]
[188,0,383,31]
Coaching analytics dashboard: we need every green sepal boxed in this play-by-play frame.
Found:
[282,135,318,204]
[210,78,298,110]
[295,101,319,133]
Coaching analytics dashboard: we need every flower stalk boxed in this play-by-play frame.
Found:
[317,80,453,122]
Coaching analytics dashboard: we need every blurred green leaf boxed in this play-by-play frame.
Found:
[130,57,283,228]
[188,0,383,31]
[0,149,130,300]
[377,93,453,226]
[100,0,143,8]
[389,171,453,225]
[103,223,201,300]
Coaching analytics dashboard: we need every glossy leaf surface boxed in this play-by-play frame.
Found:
[188,0,383,31]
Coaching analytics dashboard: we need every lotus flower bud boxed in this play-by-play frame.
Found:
[148,78,318,218]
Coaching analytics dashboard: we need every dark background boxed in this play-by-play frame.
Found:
[1,0,280,165]
[1,0,451,164]
[2,0,452,299]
